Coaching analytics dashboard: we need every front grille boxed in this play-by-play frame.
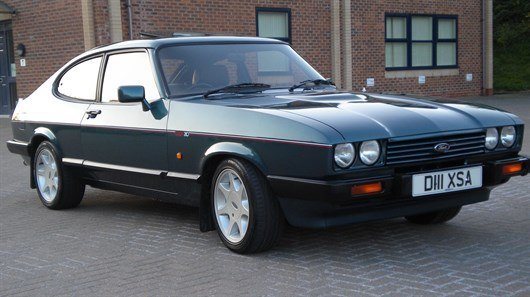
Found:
[386,131,486,165]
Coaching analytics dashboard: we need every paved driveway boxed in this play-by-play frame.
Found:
[1,95,529,296]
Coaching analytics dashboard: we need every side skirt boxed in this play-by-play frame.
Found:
[83,178,201,207]
[62,158,202,207]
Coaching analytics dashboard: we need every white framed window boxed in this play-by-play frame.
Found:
[256,8,291,43]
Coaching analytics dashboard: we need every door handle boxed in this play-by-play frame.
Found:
[85,109,101,119]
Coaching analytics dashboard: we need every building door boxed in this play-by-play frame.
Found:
[0,21,16,115]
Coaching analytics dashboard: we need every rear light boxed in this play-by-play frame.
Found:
[502,163,523,175]
[351,182,383,196]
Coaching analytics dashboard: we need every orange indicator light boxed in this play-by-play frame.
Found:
[176,152,183,160]
[502,163,522,175]
[351,182,383,196]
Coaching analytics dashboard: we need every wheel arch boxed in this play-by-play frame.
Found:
[28,127,60,188]
[199,142,268,180]
[30,127,59,152]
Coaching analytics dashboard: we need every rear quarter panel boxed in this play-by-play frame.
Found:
[11,76,89,159]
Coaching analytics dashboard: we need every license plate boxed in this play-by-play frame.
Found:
[412,166,483,197]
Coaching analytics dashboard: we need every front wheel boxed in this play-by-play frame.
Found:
[33,141,85,209]
[405,207,462,225]
[211,159,284,254]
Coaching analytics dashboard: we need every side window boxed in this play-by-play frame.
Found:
[58,57,101,100]
[101,52,159,103]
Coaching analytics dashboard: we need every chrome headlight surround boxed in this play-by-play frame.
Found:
[501,126,516,148]
[485,128,499,150]
[359,140,381,165]
[334,143,355,168]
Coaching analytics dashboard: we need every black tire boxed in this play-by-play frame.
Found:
[405,206,462,225]
[33,141,85,209]
[211,158,284,254]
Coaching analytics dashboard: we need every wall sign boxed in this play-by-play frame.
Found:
[20,59,26,67]
[366,78,375,87]
[466,74,473,81]
[418,75,426,84]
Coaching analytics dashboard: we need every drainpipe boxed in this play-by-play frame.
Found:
[126,0,133,39]
[483,0,494,96]
[331,0,342,89]
[342,0,353,91]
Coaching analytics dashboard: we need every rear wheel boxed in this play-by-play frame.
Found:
[33,141,85,209]
[211,158,283,254]
[405,207,462,224]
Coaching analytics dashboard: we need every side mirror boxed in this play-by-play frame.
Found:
[118,86,151,111]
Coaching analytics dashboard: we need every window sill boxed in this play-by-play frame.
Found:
[385,68,459,79]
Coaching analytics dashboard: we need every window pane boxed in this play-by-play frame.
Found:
[258,12,289,38]
[437,42,457,66]
[58,57,101,100]
[385,42,407,67]
[438,19,456,39]
[411,16,433,40]
[386,17,406,39]
[101,52,159,103]
[412,42,433,67]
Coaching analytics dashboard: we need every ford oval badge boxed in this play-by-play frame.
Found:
[434,143,451,153]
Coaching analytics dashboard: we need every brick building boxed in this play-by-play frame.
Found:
[0,0,494,115]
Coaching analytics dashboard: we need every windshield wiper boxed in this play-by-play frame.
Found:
[203,83,271,98]
[289,79,335,92]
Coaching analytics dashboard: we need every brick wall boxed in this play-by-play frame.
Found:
[4,0,483,98]
[4,0,85,98]
[93,0,112,46]
[123,0,332,80]
[349,0,483,97]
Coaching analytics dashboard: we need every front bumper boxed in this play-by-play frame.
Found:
[269,155,529,228]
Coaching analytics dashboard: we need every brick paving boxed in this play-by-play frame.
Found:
[1,95,529,296]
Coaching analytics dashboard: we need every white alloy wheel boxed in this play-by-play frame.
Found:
[213,169,250,244]
[35,148,59,202]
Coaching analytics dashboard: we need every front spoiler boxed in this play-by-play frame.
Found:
[269,155,529,228]
[278,188,490,228]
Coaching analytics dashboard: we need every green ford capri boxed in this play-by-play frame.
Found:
[6,36,529,253]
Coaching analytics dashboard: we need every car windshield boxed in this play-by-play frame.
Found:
[157,43,326,97]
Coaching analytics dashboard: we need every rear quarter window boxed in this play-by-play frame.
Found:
[57,56,102,101]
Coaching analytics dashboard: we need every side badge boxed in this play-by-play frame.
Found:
[175,131,191,138]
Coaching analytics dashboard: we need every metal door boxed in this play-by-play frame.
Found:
[0,21,16,115]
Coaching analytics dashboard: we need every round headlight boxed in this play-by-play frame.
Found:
[334,143,355,168]
[501,126,516,147]
[485,128,499,150]
[360,140,381,165]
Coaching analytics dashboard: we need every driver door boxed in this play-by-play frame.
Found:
[81,50,171,192]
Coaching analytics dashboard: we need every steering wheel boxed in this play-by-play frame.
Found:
[189,83,214,92]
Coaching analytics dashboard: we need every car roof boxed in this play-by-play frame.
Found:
[84,36,287,56]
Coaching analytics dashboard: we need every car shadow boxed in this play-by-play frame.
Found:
[75,187,489,261]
